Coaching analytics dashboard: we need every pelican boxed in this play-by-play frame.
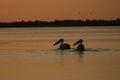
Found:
[53,39,71,50]
[73,39,85,51]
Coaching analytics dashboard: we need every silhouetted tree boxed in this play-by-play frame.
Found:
[0,18,120,27]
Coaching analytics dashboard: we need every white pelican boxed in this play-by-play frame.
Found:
[73,39,85,51]
[53,39,71,50]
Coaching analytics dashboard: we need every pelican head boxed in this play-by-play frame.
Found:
[53,39,64,46]
[53,39,70,50]
[73,39,83,45]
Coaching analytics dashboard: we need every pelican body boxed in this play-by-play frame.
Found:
[73,39,85,51]
[53,39,70,50]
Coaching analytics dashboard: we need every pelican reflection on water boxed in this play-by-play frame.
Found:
[73,39,85,51]
[53,39,71,50]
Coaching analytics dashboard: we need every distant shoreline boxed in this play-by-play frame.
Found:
[0,18,120,28]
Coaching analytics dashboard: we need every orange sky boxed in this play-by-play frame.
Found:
[0,0,120,22]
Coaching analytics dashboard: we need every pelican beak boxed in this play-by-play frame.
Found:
[53,39,62,46]
[73,40,80,46]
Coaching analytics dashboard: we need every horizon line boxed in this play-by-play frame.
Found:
[0,18,120,23]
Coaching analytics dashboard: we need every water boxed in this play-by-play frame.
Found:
[0,26,120,80]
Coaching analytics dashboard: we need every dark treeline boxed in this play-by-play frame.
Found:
[0,18,120,27]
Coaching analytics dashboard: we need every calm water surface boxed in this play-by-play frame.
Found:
[0,26,120,80]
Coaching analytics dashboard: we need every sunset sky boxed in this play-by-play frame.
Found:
[0,0,120,22]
